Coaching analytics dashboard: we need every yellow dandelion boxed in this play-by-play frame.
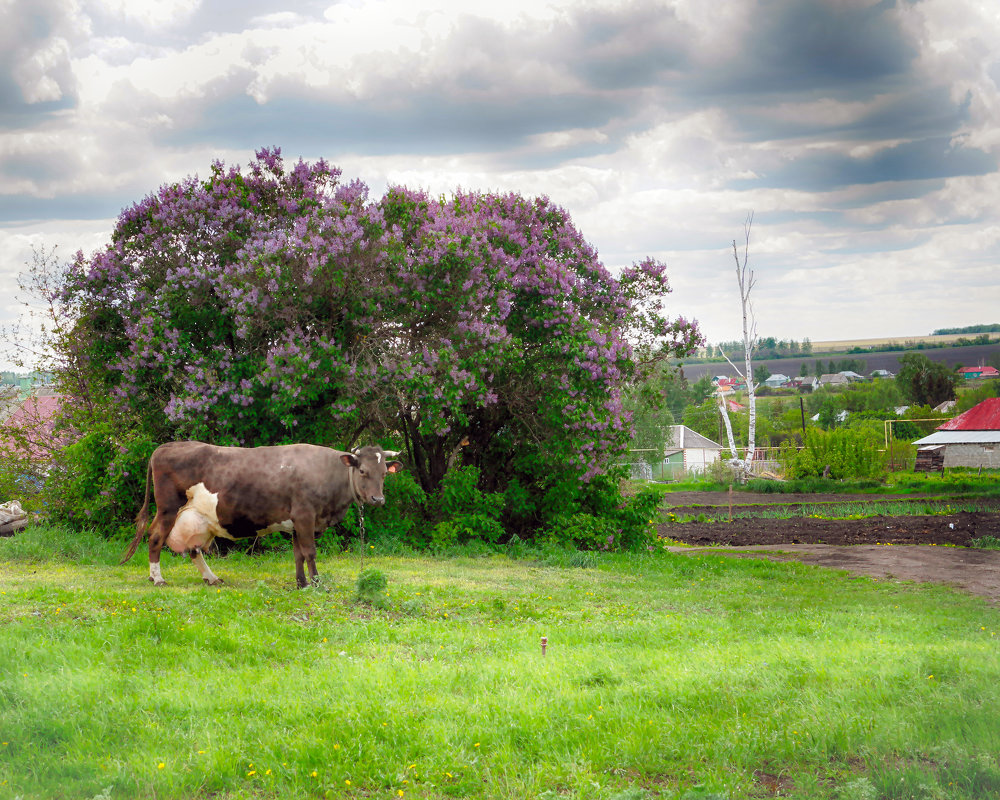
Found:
[311,770,318,777]
[158,762,165,770]
[247,770,257,777]
[345,779,351,786]
[334,743,340,750]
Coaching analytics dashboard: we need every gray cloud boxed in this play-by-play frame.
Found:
[694,0,915,98]
[733,136,996,191]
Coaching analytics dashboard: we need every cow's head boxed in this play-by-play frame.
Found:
[341,446,403,506]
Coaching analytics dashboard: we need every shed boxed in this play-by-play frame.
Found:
[818,373,848,387]
[764,373,790,388]
[912,397,1000,469]
[661,425,723,479]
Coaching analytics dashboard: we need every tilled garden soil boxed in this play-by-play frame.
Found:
[658,492,1000,547]
[657,492,1000,603]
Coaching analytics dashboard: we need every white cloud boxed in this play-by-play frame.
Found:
[90,0,201,29]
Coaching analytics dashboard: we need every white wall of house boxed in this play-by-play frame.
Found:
[683,447,722,474]
[942,443,999,469]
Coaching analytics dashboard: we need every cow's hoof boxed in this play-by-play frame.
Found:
[149,577,167,587]
[203,577,224,586]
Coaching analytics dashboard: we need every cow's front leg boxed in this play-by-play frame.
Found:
[191,548,223,586]
[291,509,319,588]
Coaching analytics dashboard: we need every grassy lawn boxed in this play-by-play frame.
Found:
[2,528,999,799]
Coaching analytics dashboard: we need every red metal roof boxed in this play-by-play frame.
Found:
[938,397,1000,431]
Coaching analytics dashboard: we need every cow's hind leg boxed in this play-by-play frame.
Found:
[191,548,223,586]
[147,509,175,586]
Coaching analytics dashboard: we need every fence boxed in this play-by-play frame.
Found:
[622,447,784,483]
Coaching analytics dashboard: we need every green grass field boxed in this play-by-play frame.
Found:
[2,527,1000,800]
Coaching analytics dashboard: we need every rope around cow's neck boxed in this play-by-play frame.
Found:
[349,465,366,574]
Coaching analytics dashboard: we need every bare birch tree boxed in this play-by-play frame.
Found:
[718,212,758,481]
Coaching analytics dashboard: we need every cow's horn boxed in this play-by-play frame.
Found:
[383,449,400,457]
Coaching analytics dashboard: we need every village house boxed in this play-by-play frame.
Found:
[913,397,1000,470]
[957,365,1000,380]
[660,425,724,479]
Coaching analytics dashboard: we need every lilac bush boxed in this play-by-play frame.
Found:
[61,148,701,539]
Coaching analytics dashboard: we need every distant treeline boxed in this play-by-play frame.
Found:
[703,338,813,361]
[932,324,1000,335]
[691,332,999,364]
[845,333,1000,354]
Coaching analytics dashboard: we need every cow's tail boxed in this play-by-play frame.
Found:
[121,457,154,564]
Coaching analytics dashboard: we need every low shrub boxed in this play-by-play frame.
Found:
[780,428,887,481]
[43,426,158,539]
[541,477,659,551]
[355,566,390,608]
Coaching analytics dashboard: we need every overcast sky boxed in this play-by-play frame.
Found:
[2,0,999,370]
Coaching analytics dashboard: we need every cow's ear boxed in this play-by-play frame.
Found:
[386,461,403,474]
[340,453,359,468]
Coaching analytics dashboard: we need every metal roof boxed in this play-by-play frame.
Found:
[664,425,722,451]
[937,397,1000,431]
[914,430,1000,445]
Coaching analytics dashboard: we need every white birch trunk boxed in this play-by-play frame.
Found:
[732,213,758,481]
[716,390,738,460]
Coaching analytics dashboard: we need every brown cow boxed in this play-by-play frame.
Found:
[121,441,402,588]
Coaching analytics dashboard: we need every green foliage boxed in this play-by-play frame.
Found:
[43,426,157,539]
[357,470,427,546]
[781,427,887,481]
[956,379,1000,413]
[542,476,659,551]
[355,566,389,607]
[683,397,728,445]
[427,466,506,548]
[971,536,1000,550]
[896,352,959,406]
